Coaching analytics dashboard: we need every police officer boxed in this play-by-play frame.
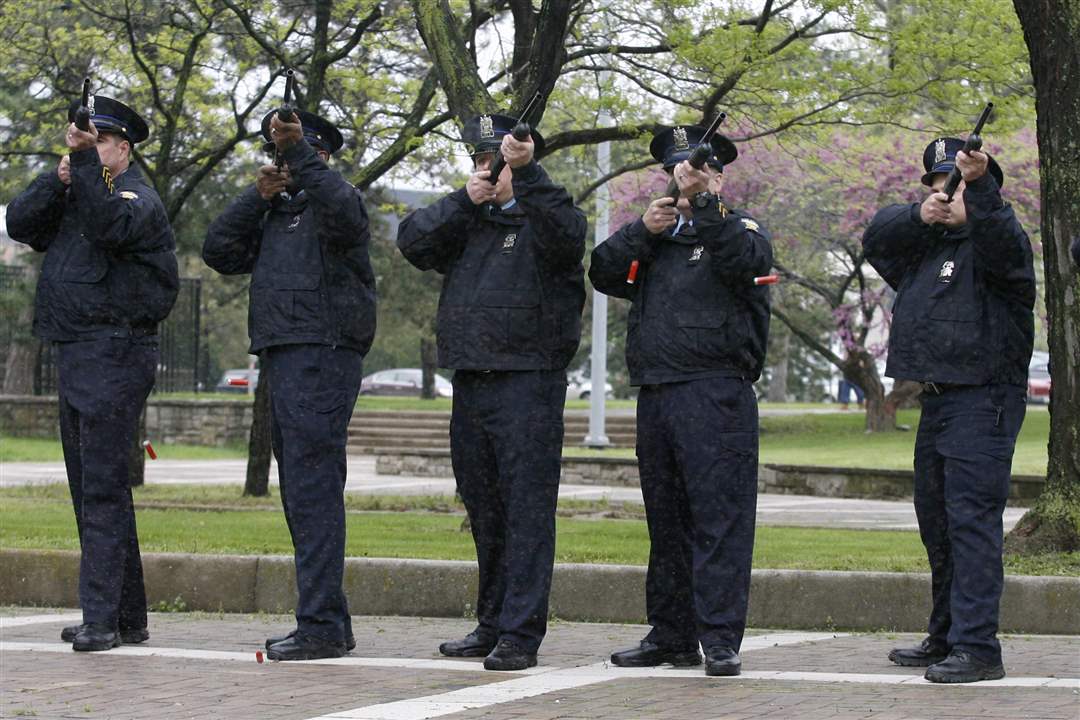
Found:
[396,113,586,671]
[203,109,375,661]
[591,125,771,677]
[6,96,179,651]
[863,138,1034,683]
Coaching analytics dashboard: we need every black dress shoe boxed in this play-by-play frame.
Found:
[438,629,497,658]
[925,650,1005,683]
[266,631,346,661]
[266,629,356,652]
[63,621,149,643]
[72,623,120,652]
[483,639,537,671]
[888,637,949,667]
[704,646,741,676]
[63,624,149,644]
[610,640,702,668]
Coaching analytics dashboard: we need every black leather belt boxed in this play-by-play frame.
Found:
[921,382,969,395]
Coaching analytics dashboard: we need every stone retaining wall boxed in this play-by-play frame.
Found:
[376,450,1045,505]
[0,395,252,447]
[2,549,1076,634]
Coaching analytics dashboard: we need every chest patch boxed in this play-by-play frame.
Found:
[502,233,517,252]
[286,214,302,232]
[689,245,704,263]
[938,260,955,283]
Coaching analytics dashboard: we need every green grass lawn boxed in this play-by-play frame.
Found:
[4,405,1050,473]
[0,436,247,463]
[0,488,1075,576]
[567,408,1050,476]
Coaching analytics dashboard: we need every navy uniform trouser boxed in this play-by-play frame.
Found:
[637,377,759,653]
[914,383,1026,665]
[56,338,157,630]
[262,344,363,645]
[450,369,566,654]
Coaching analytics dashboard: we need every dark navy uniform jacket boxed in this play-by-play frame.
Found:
[396,160,587,371]
[203,139,376,355]
[862,174,1035,386]
[590,195,772,385]
[7,148,179,340]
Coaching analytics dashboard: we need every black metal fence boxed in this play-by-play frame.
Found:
[0,265,202,395]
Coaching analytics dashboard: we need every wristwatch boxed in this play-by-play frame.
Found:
[692,191,714,209]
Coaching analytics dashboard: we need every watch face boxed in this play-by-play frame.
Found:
[694,193,710,208]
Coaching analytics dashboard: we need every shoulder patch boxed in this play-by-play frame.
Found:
[119,191,139,201]
[741,218,760,233]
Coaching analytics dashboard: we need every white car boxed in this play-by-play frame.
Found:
[566,373,613,401]
[360,368,453,397]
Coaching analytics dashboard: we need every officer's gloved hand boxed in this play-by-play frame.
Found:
[642,196,677,235]
[256,164,290,201]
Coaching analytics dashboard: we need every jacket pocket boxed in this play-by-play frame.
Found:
[476,289,541,354]
[675,308,734,364]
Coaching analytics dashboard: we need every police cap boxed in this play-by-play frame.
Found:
[461,113,546,158]
[260,109,344,155]
[66,95,149,144]
[650,125,737,171]
[921,137,1004,188]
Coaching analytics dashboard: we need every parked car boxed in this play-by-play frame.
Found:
[566,372,613,401]
[215,368,259,393]
[1027,351,1050,404]
[360,368,453,398]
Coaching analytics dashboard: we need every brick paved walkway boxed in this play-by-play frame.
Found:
[2,608,1077,719]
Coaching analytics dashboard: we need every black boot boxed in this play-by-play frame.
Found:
[438,629,497,658]
[888,637,949,667]
[483,639,537,671]
[72,623,120,652]
[704,646,741,677]
[925,650,1005,683]
[610,640,702,668]
[266,631,346,661]
[266,629,355,652]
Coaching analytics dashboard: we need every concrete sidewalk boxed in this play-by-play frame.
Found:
[2,609,1077,720]
[0,456,1026,531]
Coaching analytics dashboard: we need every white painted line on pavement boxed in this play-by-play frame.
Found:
[0,641,545,674]
[0,613,83,628]
[306,661,1080,720]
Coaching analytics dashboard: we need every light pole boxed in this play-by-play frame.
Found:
[585,109,611,447]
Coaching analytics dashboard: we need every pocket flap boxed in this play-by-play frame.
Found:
[62,261,107,283]
[270,272,321,290]
[478,289,539,308]
[676,309,729,329]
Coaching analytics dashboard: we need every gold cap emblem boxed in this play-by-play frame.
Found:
[673,127,689,150]
[479,115,494,139]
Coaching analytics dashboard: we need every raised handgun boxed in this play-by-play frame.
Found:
[74,77,92,131]
[666,111,726,201]
[273,70,297,171]
[943,102,994,201]
[486,91,543,185]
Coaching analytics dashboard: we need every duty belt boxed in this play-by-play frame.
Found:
[920,382,970,395]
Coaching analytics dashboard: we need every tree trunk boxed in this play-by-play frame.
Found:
[2,337,36,395]
[840,350,890,431]
[243,376,273,497]
[420,336,437,400]
[766,326,790,403]
[1006,0,1080,553]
